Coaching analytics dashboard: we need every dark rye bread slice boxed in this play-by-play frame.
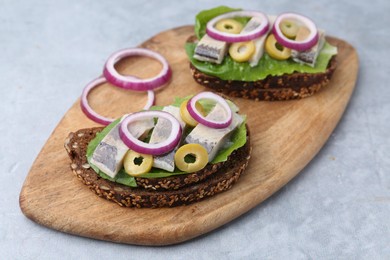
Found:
[65,127,249,191]
[64,127,251,208]
[187,35,337,101]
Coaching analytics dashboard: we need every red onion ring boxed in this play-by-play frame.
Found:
[206,11,269,43]
[80,77,155,125]
[187,92,232,129]
[272,13,319,51]
[119,111,182,155]
[103,48,172,91]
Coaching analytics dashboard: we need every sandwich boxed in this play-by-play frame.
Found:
[65,92,251,208]
[185,6,338,101]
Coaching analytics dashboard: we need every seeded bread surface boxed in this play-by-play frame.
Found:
[64,127,251,208]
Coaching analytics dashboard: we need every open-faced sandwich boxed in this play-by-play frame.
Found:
[65,92,251,208]
[186,6,338,101]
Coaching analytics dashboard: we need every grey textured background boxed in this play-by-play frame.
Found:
[1,0,389,259]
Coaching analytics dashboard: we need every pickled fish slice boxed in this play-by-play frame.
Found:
[90,116,154,178]
[194,34,228,64]
[291,29,325,67]
[242,15,276,67]
[150,106,186,172]
[185,103,244,162]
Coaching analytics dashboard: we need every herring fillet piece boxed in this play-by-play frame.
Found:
[242,15,276,67]
[150,106,185,172]
[90,116,154,178]
[194,34,227,64]
[185,103,244,162]
[291,29,325,67]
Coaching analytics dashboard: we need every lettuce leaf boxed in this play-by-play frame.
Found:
[86,97,247,184]
[212,116,246,163]
[189,6,338,81]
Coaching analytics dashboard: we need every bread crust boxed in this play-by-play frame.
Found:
[188,35,337,101]
[64,127,251,208]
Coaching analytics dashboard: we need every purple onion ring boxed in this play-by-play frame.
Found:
[103,48,172,91]
[187,92,232,129]
[80,77,154,125]
[272,12,319,51]
[119,111,182,155]
[206,10,270,43]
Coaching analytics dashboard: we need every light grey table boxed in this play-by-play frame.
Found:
[1,0,389,259]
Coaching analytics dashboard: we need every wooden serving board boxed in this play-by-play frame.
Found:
[19,26,358,246]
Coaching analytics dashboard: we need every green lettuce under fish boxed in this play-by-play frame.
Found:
[86,97,247,187]
[188,6,338,81]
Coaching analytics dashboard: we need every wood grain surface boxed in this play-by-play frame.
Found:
[19,25,359,246]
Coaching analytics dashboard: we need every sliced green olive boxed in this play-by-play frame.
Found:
[228,41,255,63]
[174,144,208,173]
[265,34,291,60]
[215,18,243,34]
[280,19,299,39]
[123,150,153,176]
